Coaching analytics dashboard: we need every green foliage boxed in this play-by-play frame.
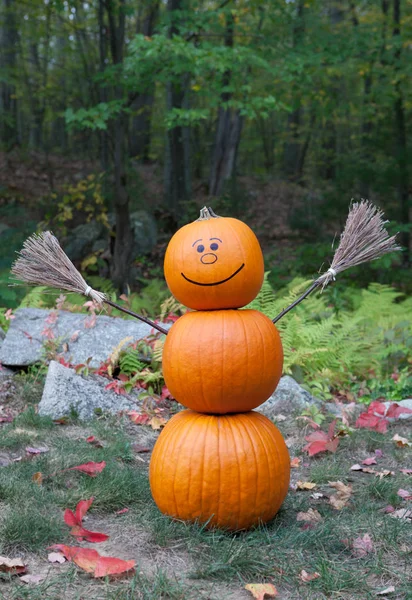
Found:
[247,275,412,398]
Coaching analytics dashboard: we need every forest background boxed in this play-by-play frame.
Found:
[0,0,411,308]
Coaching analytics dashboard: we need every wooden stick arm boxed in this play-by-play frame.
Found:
[103,299,169,335]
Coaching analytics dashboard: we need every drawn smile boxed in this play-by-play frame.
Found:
[181,263,245,287]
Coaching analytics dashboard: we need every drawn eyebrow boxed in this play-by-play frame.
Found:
[210,237,222,243]
[192,239,203,247]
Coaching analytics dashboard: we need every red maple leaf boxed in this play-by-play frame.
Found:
[356,401,412,433]
[128,411,150,425]
[66,461,106,476]
[63,497,109,543]
[303,420,339,456]
[105,381,127,395]
[48,545,135,578]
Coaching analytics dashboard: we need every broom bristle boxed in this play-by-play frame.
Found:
[11,231,106,304]
[317,200,401,288]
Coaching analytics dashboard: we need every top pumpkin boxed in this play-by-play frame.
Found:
[164,207,264,310]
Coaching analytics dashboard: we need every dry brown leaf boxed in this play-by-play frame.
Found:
[350,464,363,471]
[352,533,374,557]
[389,508,412,521]
[0,556,27,575]
[48,552,66,564]
[376,585,395,595]
[329,481,352,510]
[244,583,278,599]
[311,492,325,499]
[299,570,321,582]
[149,416,168,430]
[20,574,45,585]
[296,509,322,523]
[32,472,43,485]
[296,481,317,490]
[392,434,411,447]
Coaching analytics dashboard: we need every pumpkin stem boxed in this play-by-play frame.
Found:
[197,206,220,220]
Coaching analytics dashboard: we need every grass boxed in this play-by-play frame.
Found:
[0,400,411,599]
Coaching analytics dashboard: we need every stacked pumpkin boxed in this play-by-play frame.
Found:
[149,207,290,530]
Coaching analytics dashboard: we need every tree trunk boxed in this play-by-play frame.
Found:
[164,0,191,219]
[283,0,305,180]
[0,0,18,150]
[393,0,410,266]
[98,0,109,171]
[106,0,134,292]
[209,10,243,197]
[129,0,159,161]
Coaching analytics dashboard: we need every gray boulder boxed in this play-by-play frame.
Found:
[259,375,321,418]
[130,210,157,255]
[38,360,140,420]
[0,308,166,368]
[64,221,106,261]
[0,326,5,341]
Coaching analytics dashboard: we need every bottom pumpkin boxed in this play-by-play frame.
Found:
[149,409,290,531]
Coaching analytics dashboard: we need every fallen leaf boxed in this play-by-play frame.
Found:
[290,457,301,468]
[376,586,395,596]
[389,508,412,521]
[0,556,27,575]
[356,401,412,433]
[400,468,412,475]
[285,436,299,448]
[392,434,411,448]
[115,508,129,516]
[303,420,339,456]
[362,457,377,465]
[48,552,66,564]
[94,556,136,578]
[48,545,135,579]
[32,472,43,485]
[397,489,412,500]
[149,416,168,430]
[299,570,321,582]
[66,461,106,476]
[0,416,13,423]
[351,464,363,471]
[296,509,322,524]
[296,481,317,490]
[244,583,278,599]
[25,446,49,455]
[273,414,286,422]
[64,498,109,543]
[382,505,395,513]
[86,436,103,448]
[20,574,45,585]
[128,412,150,425]
[329,481,352,510]
[352,533,374,557]
[311,492,325,499]
[375,449,383,458]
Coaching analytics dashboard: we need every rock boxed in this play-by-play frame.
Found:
[383,399,412,420]
[64,221,106,261]
[259,376,321,418]
[0,365,15,381]
[38,361,140,420]
[130,210,157,255]
[325,402,363,420]
[0,308,167,368]
[0,327,5,341]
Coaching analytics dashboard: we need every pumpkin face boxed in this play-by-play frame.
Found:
[163,309,283,414]
[164,208,264,310]
[150,409,290,531]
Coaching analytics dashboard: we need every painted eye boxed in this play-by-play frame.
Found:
[210,242,219,251]
[197,244,205,253]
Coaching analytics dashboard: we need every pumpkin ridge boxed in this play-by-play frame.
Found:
[237,414,261,523]
[259,413,290,509]
[253,312,267,398]
[171,413,199,515]
[228,415,243,528]
[250,414,276,516]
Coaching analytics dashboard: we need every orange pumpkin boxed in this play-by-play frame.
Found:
[150,409,290,531]
[164,207,264,310]
[163,309,283,414]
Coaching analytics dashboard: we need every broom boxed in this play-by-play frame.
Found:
[272,200,401,323]
[11,201,400,328]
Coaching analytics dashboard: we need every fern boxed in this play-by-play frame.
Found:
[19,286,50,308]
[119,349,147,376]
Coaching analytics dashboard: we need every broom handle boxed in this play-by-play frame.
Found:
[272,281,320,324]
[103,299,169,335]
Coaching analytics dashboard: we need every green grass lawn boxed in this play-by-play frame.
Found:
[0,397,411,600]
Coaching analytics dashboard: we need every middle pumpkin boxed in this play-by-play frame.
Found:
[163,309,283,414]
